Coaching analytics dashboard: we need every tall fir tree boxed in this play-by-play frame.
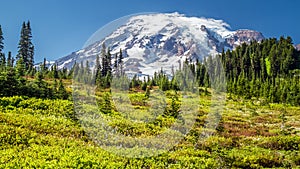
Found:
[0,25,3,53]
[0,25,5,71]
[118,49,124,76]
[53,64,59,79]
[17,21,34,72]
[101,43,107,77]
[6,51,13,68]
[26,21,34,71]
[95,54,102,84]
[0,52,5,71]
[42,58,47,72]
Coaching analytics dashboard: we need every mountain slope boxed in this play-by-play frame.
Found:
[55,12,264,75]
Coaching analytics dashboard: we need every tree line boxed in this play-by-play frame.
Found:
[73,43,125,89]
[188,37,300,105]
[1,21,299,105]
[80,37,300,106]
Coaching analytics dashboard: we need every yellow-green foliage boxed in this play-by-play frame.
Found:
[0,95,300,168]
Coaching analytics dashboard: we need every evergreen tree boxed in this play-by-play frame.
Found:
[98,44,113,88]
[41,58,47,72]
[101,92,112,114]
[0,68,19,96]
[16,21,34,71]
[113,53,118,76]
[95,54,102,85]
[68,61,77,78]
[17,22,27,62]
[0,26,5,71]
[60,67,68,79]
[16,57,26,77]
[166,95,180,118]
[101,43,107,77]
[0,25,3,54]
[130,74,139,88]
[0,52,5,71]
[83,60,91,84]
[53,64,59,79]
[6,51,13,68]
[106,48,112,76]
[26,21,34,70]
[118,49,124,76]
[35,69,44,81]
[0,25,4,68]
[52,79,58,98]
[57,79,68,99]
[141,80,147,91]
[34,71,46,94]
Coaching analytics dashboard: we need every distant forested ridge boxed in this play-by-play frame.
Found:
[186,37,300,105]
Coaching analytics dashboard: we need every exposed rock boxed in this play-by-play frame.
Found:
[226,30,265,48]
[200,25,207,32]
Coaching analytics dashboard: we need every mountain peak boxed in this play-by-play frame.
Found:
[55,12,264,75]
[162,12,185,17]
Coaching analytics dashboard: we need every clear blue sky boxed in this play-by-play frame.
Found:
[0,0,299,62]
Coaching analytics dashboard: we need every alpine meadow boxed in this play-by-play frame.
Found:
[0,10,300,169]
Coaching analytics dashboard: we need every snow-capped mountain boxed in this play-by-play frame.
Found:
[55,12,264,75]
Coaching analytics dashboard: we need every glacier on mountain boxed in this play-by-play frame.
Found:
[53,12,264,76]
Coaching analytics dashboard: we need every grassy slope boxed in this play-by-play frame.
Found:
[0,92,300,168]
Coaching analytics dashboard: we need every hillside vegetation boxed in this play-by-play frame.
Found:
[0,95,300,168]
[0,22,300,168]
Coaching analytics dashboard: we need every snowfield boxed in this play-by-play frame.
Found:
[53,12,264,76]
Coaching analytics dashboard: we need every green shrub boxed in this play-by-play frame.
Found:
[258,136,300,150]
